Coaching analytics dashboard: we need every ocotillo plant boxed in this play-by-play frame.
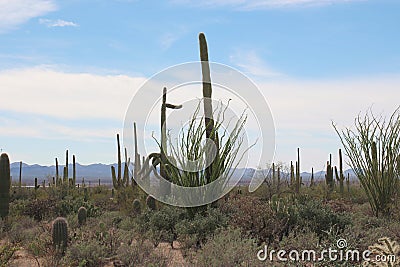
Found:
[77,206,87,225]
[0,153,11,218]
[335,149,345,196]
[199,32,219,183]
[52,217,68,254]
[19,161,22,187]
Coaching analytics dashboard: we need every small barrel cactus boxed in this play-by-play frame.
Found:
[0,153,11,218]
[52,217,68,253]
[146,195,156,210]
[77,206,87,225]
[132,199,141,215]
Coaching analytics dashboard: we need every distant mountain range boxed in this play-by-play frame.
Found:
[10,162,357,185]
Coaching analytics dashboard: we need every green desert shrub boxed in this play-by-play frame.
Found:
[116,241,169,267]
[7,215,39,244]
[62,239,107,267]
[295,197,351,238]
[196,227,261,267]
[219,196,293,245]
[176,207,227,251]
[135,206,185,247]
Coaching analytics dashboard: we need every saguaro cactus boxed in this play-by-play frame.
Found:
[199,32,219,183]
[19,161,22,187]
[159,87,182,196]
[111,134,130,190]
[55,157,60,186]
[335,149,345,196]
[77,206,87,225]
[290,161,294,186]
[295,148,301,194]
[52,217,68,253]
[0,153,11,218]
[73,155,76,187]
[326,158,335,196]
[310,167,315,187]
[65,150,69,183]
[133,122,141,183]
[34,177,40,190]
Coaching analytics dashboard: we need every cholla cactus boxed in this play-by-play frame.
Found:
[363,237,400,266]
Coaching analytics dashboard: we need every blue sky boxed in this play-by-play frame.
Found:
[1,0,400,172]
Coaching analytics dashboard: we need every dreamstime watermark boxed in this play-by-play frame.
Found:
[257,238,397,264]
[123,62,275,207]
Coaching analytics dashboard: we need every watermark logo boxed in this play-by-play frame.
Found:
[257,238,397,264]
[123,62,275,207]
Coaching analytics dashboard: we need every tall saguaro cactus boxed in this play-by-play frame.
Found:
[111,134,122,189]
[73,155,76,187]
[0,153,11,218]
[295,148,301,194]
[159,87,182,196]
[199,32,219,183]
[55,157,60,186]
[326,158,334,196]
[335,149,345,196]
[133,122,141,184]
[111,134,130,190]
[19,161,22,187]
[65,150,69,183]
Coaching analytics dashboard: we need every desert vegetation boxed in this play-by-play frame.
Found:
[1,33,400,267]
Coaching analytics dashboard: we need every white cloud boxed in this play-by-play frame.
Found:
[0,66,146,120]
[171,0,363,10]
[39,18,79,28]
[0,66,399,170]
[0,0,56,33]
[230,50,282,77]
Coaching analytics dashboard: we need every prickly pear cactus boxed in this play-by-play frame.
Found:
[77,206,87,225]
[52,217,68,253]
[0,153,11,218]
[146,195,156,210]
